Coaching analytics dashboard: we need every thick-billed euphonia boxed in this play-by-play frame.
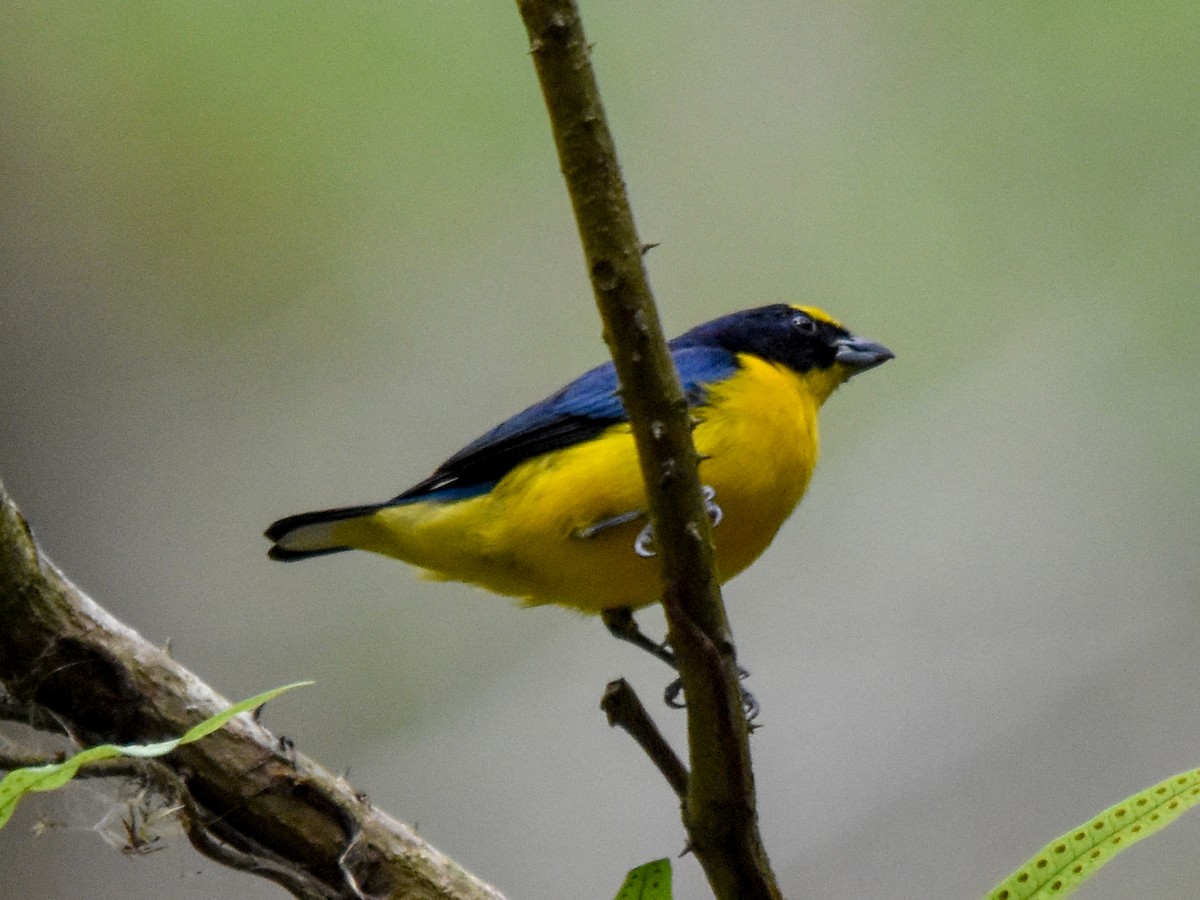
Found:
[266,305,891,616]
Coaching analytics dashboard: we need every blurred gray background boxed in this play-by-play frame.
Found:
[2,3,1198,898]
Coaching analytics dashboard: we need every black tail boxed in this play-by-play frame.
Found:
[265,503,384,561]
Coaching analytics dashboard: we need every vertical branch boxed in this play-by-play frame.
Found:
[514,3,781,897]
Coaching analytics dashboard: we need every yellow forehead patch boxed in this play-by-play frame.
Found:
[790,305,843,329]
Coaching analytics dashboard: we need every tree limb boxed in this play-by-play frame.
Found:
[0,477,505,900]
[515,2,780,897]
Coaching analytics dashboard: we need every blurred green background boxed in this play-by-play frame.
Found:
[2,3,1199,898]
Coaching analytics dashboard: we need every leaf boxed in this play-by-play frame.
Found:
[613,858,672,900]
[0,681,311,830]
[988,766,1200,899]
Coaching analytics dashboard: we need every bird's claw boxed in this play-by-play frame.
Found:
[633,523,656,558]
[703,484,724,528]
[664,677,686,709]
[633,485,723,558]
[663,665,759,722]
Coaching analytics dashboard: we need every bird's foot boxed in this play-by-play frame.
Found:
[663,665,759,722]
[633,485,723,558]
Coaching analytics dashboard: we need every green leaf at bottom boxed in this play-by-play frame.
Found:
[0,681,311,830]
[614,858,672,900]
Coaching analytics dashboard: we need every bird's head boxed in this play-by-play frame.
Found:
[676,304,893,404]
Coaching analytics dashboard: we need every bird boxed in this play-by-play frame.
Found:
[266,304,891,676]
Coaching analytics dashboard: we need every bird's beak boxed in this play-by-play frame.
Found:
[834,335,894,375]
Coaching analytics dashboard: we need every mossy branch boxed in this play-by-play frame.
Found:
[0,478,505,900]
[515,2,780,897]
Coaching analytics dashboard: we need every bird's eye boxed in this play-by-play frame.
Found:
[791,313,817,335]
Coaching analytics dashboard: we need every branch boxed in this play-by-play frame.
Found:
[600,679,688,801]
[514,3,780,897]
[0,477,505,900]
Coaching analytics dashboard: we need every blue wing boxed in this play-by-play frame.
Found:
[391,344,739,503]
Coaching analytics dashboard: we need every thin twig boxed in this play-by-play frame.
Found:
[601,679,688,801]
[158,764,339,900]
[0,692,70,736]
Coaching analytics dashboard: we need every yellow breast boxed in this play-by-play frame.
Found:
[692,354,820,581]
